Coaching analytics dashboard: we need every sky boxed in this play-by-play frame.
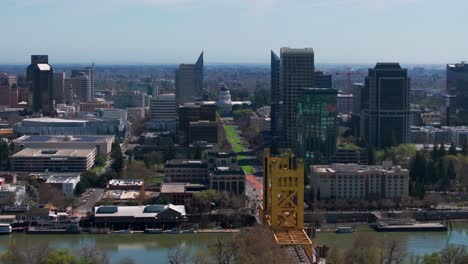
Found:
[1,0,467,64]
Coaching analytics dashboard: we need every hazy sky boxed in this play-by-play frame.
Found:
[1,0,467,64]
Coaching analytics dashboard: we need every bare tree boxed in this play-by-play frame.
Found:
[1,242,50,264]
[168,245,190,264]
[80,246,110,264]
[211,237,238,264]
[378,240,406,264]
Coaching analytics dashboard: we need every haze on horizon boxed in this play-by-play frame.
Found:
[1,0,467,65]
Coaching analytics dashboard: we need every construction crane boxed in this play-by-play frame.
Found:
[335,68,365,91]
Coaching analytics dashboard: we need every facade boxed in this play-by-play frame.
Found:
[189,121,218,144]
[13,135,114,155]
[164,160,209,184]
[79,101,112,112]
[310,163,409,200]
[207,151,237,170]
[0,73,20,108]
[114,91,146,109]
[271,47,315,147]
[178,103,217,146]
[65,71,92,103]
[160,183,206,205]
[126,107,146,123]
[360,63,410,149]
[296,88,337,166]
[45,173,81,197]
[10,148,96,172]
[270,51,280,136]
[209,166,245,195]
[175,52,204,104]
[149,93,177,132]
[351,83,364,115]
[52,72,65,104]
[13,117,130,141]
[0,184,26,206]
[27,55,54,115]
[330,148,368,165]
[313,71,332,88]
[337,93,354,114]
[446,62,468,125]
[94,204,186,227]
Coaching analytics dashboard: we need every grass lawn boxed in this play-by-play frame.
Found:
[241,165,254,174]
[224,125,244,153]
[146,174,165,184]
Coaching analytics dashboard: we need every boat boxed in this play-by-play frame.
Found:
[144,228,162,234]
[181,228,197,234]
[373,222,447,232]
[165,228,181,234]
[335,227,353,233]
[116,229,133,234]
[0,224,12,234]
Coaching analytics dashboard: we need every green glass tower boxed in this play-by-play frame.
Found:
[296,88,337,166]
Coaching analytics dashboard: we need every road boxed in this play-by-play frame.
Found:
[76,188,104,214]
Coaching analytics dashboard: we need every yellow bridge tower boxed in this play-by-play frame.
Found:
[260,149,315,262]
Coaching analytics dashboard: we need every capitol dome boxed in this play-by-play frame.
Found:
[216,84,232,116]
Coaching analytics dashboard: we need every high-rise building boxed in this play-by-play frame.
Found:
[296,88,337,166]
[271,48,315,147]
[175,52,203,104]
[360,63,410,149]
[148,93,177,132]
[0,73,19,107]
[446,62,468,125]
[270,51,280,136]
[26,55,54,115]
[53,72,65,104]
[114,91,146,109]
[313,71,332,88]
[178,102,217,146]
[337,93,354,114]
[65,71,91,103]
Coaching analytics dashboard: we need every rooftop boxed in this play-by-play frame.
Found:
[12,148,95,158]
[108,179,144,186]
[46,175,80,184]
[94,204,185,218]
[14,135,115,144]
[161,183,186,193]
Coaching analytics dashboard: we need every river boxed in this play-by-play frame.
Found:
[0,233,232,263]
[0,223,467,263]
[315,222,468,257]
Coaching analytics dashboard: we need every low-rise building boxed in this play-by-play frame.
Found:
[330,148,368,165]
[79,101,112,112]
[160,183,206,205]
[209,166,245,195]
[93,204,186,228]
[45,173,81,197]
[0,184,26,206]
[164,160,208,184]
[207,151,237,170]
[10,148,96,172]
[107,179,144,191]
[13,135,114,156]
[310,163,409,200]
[126,107,146,123]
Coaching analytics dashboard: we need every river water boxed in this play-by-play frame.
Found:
[315,222,468,257]
[0,223,467,263]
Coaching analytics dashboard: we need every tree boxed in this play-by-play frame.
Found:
[367,144,376,165]
[447,160,457,180]
[327,246,345,264]
[449,142,458,156]
[0,140,10,170]
[440,244,466,264]
[110,142,124,174]
[94,155,107,167]
[43,249,77,264]
[439,144,446,157]
[421,253,442,264]
[462,141,468,156]
[345,234,379,264]
[38,183,67,208]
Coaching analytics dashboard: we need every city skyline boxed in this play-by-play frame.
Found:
[2,0,467,64]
